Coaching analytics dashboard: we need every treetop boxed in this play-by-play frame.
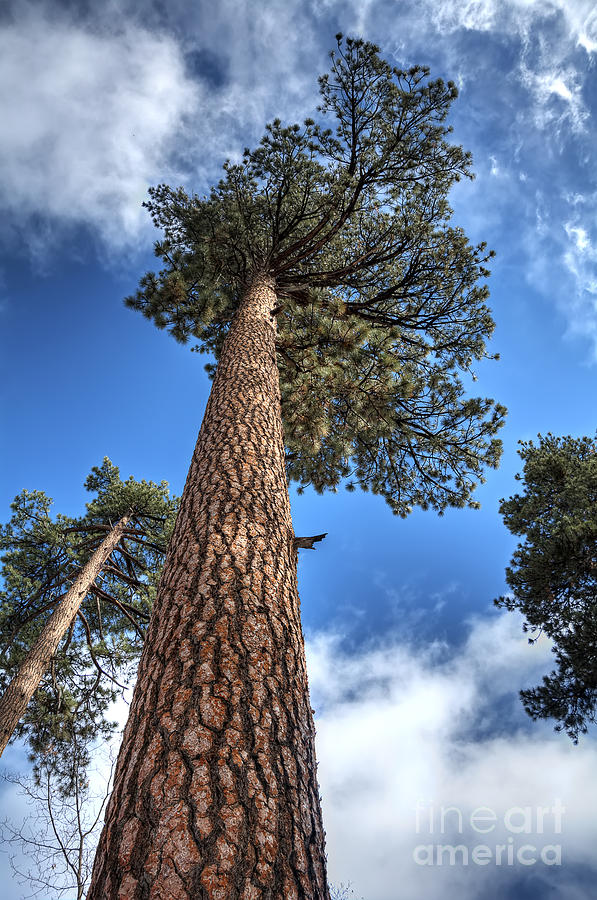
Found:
[126,35,505,515]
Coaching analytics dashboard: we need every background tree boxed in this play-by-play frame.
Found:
[0,459,178,766]
[89,36,505,899]
[495,433,597,742]
[330,882,364,899]
[1,727,114,900]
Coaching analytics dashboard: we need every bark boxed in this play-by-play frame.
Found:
[0,515,131,759]
[88,274,330,899]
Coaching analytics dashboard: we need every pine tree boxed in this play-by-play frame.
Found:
[495,433,597,742]
[88,37,505,899]
[0,459,177,765]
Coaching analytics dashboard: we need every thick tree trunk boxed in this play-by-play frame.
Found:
[88,274,330,899]
[0,514,130,758]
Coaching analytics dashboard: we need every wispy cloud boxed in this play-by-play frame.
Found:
[561,212,597,352]
[518,64,588,134]
[416,0,597,52]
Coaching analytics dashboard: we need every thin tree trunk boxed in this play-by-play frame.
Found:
[88,274,330,899]
[0,515,131,758]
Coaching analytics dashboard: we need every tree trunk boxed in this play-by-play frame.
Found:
[0,514,131,758]
[88,274,330,899]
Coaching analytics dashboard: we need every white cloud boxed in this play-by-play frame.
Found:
[519,65,588,134]
[169,0,325,155]
[0,0,332,259]
[3,612,595,899]
[561,215,597,351]
[577,31,597,53]
[408,0,595,138]
[420,0,597,50]
[565,223,591,254]
[309,612,597,899]
[573,5,597,54]
[563,213,597,294]
[425,0,593,135]
[514,195,597,359]
[0,9,198,254]
[549,77,573,102]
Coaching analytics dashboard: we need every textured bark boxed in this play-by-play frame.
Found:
[88,274,330,900]
[0,515,131,758]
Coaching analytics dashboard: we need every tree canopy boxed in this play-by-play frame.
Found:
[496,433,597,742]
[126,35,505,515]
[0,459,178,773]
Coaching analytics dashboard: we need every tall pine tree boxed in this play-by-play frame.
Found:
[88,37,505,899]
[0,459,177,764]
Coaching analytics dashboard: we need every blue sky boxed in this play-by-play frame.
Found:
[1,1,597,898]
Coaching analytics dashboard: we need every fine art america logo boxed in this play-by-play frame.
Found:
[413,800,564,867]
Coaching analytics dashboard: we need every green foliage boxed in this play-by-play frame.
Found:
[126,36,505,514]
[0,459,178,777]
[495,433,597,741]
